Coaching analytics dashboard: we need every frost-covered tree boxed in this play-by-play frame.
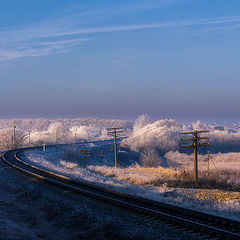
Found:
[0,128,27,150]
[123,116,183,153]
[30,122,65,145]
[133,114,150,132]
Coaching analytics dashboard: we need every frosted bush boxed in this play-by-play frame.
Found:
[123,115,183,153]
[140,148,162,167]
[30,122,64,145]
[69,125,101,141]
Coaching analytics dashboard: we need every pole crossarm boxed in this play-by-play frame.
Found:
[107,127,123,131]
[198,143,210,147]
[181,138,195,142]
[107,132,124,135]
[81,149,91,154]
[181,144,194,148]
[181,130,209,134]
[107,134,126,139]
[106,127,123,131]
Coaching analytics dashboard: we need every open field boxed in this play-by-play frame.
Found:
[22,145,240,221]
[1,117,240,220]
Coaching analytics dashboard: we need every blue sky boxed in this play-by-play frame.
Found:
[0,0,240,121]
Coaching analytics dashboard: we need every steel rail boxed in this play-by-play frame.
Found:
[2,147,240,240]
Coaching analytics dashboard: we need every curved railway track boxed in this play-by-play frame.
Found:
[1,146,240,240]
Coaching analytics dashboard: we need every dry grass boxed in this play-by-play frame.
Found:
[91,165,240,189]
[128,166,177,176]
[90,165,240,204]
[194,190,240,203]
[89,165,178,185]
[150,168,240,191]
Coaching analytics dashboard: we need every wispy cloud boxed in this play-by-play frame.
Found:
[177,44,240,56]
[1,1,240,62]
[51,16,240,37]
[86,0,194,18]
[61,0,194,19]
[2,16,240,42]
[0,38,89,61]
[38,38,89,46]
[119,0,194,11]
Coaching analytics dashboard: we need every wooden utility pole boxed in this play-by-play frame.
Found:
[107,127,124,168]
[98,150,104,159]
[181,130,210,183]
[28,131,31,147]
[81,149,90,169]
[55,131,59,143]
[13,124,16,149]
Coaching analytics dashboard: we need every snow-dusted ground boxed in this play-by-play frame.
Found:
[1,116,240,228]
[1,153,195,240]
[21,142,240,221]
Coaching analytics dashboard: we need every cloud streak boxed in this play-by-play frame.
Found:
[1,9,240,61]
[56,16,240,36]
[0,38,89,61]
[3,15,240,42]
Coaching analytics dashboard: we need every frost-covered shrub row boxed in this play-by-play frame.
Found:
[0,118,132,150]
[1,115,240,156]
[123,116,240,158]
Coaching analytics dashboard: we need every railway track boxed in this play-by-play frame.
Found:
[2,146,240,240]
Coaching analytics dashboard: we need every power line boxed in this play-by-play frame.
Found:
[13,124,16,149]
[28,131,31,147]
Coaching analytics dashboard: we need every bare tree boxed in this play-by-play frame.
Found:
[0,128,27,150]
[61,133,80,162]
[140,148,162,167]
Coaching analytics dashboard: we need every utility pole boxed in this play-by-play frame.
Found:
[28,131,31,147]
[81,149,90,169]
[13,124,16,149]
[107,127,124,168]
[98,150,104,159]
[181,130,210,183]
[55,131,59,143]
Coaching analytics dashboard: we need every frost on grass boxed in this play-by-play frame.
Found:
[1,115,240,220]
[22,143,240,221]
[60,160,78,169]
